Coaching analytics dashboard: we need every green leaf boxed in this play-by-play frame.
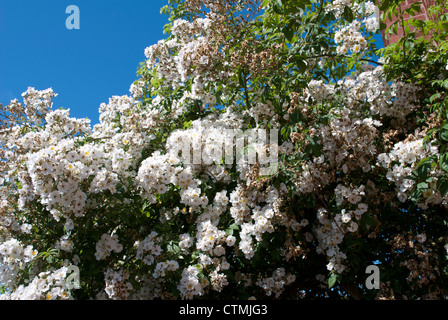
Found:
[295,58,307,73]
[226,223,239,236]
[167,242,181,255]
[238,70,245,88]
[379,0,392,11]
[306,136,322,157]
[440,126,448,142]
[273,0,283,13]
[328,273,339,288]
[361,213,377,230]
[274,177,281,190]
[343,6,354,22]
[430,93,441,103]
[417,182,428,190]
[439,153,448,172]
[441,22,448,31]
[409,18,425,29]
[229,223,239,230]
[417,162,430,179]
[282,23,295,41]
[438,179,448,197]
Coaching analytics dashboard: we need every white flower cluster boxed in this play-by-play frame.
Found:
[179,233,194,251]
[137,151,180,203]
[302,65,421,122]
[152,260,180,278]
[103,269,133,300]
[58,235,74,252]
[334,184,365,206]
[328,0,379,54]
[322,110,380,170]
[177,265,205,299]
[230,186,251,224]
[255,268,296,298]
[145,17,227,108]
[315,208,347,274]
[11,107,93,220]
[335,21,369,55]
[89,168,119,194]
[0,239,38,290]
[95,233,123,261]
[4,87,56,126]
[304,80,336,103]
[196,220,227,254]
[91,95,158,180]
[340,65,420,120]
[363,15,379,33]
[0,200,21,236]
[195,190,230,255]
[293,108,380,195]
[379,136,441,205]
[231,187,281,260]
[209,269,229,292]
[1,0,442,300]
[166,117,263,182]
[243,89,283,129]
[315,185,369,275]
[0,267,72,300]
[134,231,163,266]
[167,190,235,298]
[326,0,356,18]
[129,80,146,99]
[389,81,421,119]
[181,187,209,212]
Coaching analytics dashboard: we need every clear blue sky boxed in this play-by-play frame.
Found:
[0,1,384,125]
[0,1,169,124]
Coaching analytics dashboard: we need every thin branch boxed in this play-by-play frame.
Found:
[241,70,252,109]
[307,54,384,66]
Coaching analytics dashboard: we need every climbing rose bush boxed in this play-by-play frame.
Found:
[1,0,448,299]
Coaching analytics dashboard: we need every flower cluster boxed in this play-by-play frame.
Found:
[329,1,378,54]
[137,151,180,203]
[0,239,37,290]
[315,208,348,274]
[0,267,72,300]
[177,265,205,299]
[102,269,133,300]
[335,21,369,55]
[4,87,57,126]
[135,231,163,266]
[255,268,296,298]
[95,233,123,261]
[152,260,180,279]
[379,133,441,205]
[144,16,227,108]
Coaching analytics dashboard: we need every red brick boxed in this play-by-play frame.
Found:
[400,3,426,19]
[422,0,437,7]
[412,13,429,20]
[380,0,431,45]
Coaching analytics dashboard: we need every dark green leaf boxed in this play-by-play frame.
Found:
[328,273,339,288]
[343,6,354,22]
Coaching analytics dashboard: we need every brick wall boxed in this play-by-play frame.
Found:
[380,0,437,46]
